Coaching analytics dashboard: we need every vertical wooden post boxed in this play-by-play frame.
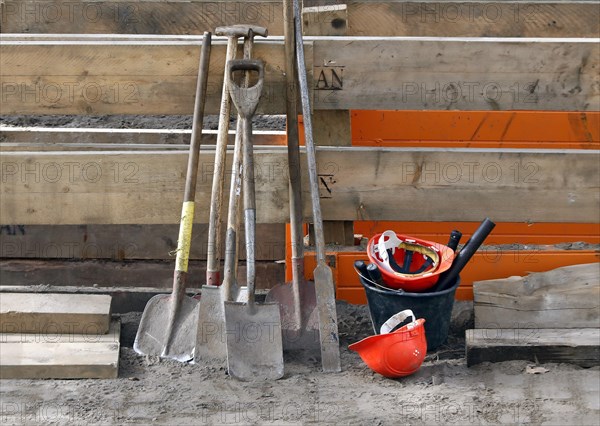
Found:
[303,4,354,246]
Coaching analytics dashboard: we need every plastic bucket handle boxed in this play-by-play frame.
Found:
[380,309,416,334]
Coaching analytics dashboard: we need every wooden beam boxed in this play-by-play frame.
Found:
[0,36,313,115]
[474,263,600,329]
[1,147,598,224]
[0,319,120,379]
[0,285,203,314]
[0,224,286,261]
[1,1,597,38]
[0,293,111,334]
[311,36,599,112]
[0,127,286,148]
[466,328,600,367]
[0,259,285,290]
[1,36,597,114]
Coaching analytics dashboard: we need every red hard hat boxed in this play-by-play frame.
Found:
[349,310,427,378]
[367,231,454,292]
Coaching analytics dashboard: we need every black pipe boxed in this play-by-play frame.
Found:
[366,263,385,285]
[447,230,463,252]
[433,218,496,292]
[354,260,370,278]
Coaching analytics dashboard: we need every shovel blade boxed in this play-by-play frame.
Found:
[314,264,342,372]
[134,294,200,362]
[194,285,226,362]
[194,283,250,363]
[224,301,284,381]
[265,281,319,351]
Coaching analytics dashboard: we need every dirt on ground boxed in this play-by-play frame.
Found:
[0,115,286,131]
[1,301,598,425]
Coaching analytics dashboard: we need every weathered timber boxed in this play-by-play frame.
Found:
[0,259,285,290]
[0,285,203,314]
[474,263,600,329]
[1,36,597,114]
[0,292,111,334]
[1,1,598,38]
[1,147,598,224]
[0,224,286,261]
[466,328,600,367]
[0,319,120,379]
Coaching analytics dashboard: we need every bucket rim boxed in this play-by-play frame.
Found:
[359,275,461,297]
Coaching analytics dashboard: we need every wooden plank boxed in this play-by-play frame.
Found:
[0,37,313,115]
[466,328,600,367]
[474,263,600,328]
[0,259,285,290]
[1,1,598,38]
[0,285,203,314]
[0,224,286,261]
[346,1,600,38]
[1,147,598,224]
[1,36,597,114]
[0,293,111,334]
[311,37,599,112]
[0,285,272,314]
[0,127,286,148]
[0,319,120,379]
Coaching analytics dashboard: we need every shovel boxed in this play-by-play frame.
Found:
[195,28,266,363]
[133,32,212,362]
[265,0,319,352]
[293,0,342,372]
[223,59,284,380]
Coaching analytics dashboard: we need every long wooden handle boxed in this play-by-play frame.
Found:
[284,0,304,326]
[292,1,326,265]
[175,31,211,277]
[242,117,257,307]
[206,35,238,286]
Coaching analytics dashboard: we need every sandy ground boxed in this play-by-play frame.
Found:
[1,301,598,426]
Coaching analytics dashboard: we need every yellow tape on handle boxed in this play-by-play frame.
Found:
[175,201,195,273]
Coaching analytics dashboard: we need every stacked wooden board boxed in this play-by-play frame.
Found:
[0,293,119,379]
[466,263,600,367]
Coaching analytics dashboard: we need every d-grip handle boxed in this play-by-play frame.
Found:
[226,59,264,119]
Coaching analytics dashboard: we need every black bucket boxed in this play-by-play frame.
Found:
[359,275,460,350]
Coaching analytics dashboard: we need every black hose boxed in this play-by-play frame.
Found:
[434,218,496,292]
[366,263,385,285]
[354,260,370,278]
[447,230,463,252]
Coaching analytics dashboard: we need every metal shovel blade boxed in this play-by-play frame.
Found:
[313,264,342,372]
[134,294,200,362]
[194,283,249,363]
[223,301,284,381]
[194,285,226,362]
[265,281,319,351]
